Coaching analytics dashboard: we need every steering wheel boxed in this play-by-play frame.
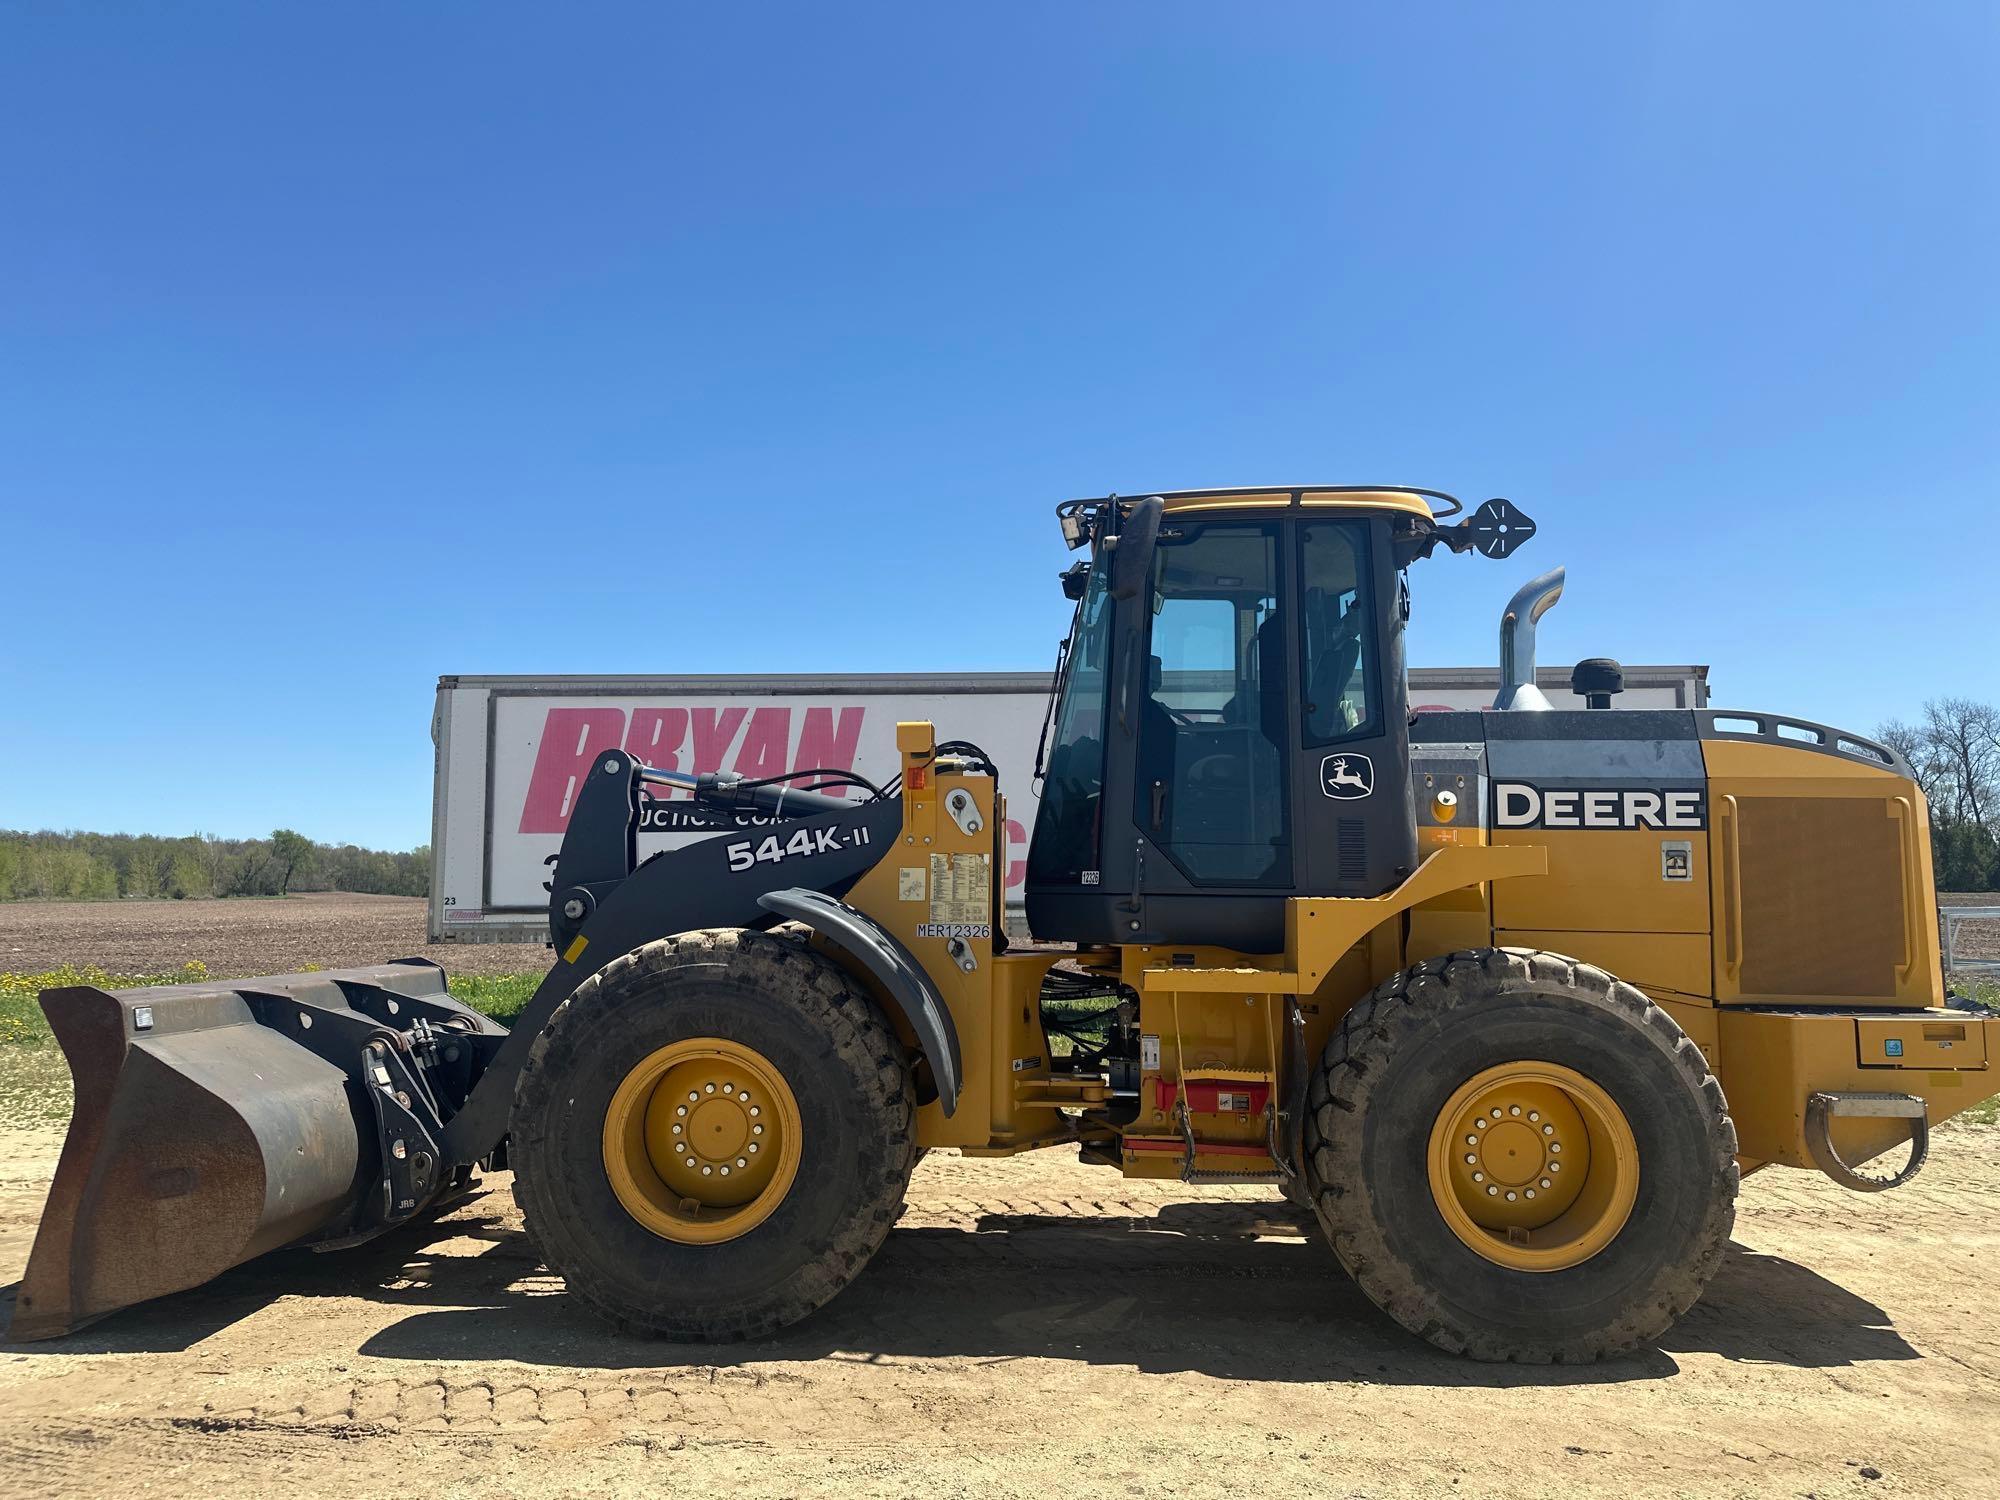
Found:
[1185,752,1247,789]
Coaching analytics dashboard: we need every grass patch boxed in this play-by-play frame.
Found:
[445,971,545,1024]
[1,961,218,1126]
[1947,976,2000,1126]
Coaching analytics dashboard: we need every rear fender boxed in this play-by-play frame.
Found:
[758,888,962,1117]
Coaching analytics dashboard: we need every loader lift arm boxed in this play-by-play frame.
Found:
[440,749,909,1160]
[11,750,921,1340]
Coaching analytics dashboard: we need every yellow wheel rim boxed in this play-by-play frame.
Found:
[1426,1062,1639,1272]
[601,1037,803,1245]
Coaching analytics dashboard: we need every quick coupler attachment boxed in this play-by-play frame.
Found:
[8,961,506,1342]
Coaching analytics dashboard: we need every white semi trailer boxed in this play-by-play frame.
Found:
[428,665,1708,945]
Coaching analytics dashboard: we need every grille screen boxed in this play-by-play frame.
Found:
[1337,819,1367,883]
[1735,796,1903,999]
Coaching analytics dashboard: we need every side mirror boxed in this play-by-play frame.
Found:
[1107,496,1164,601]
[1466,498,1537,559]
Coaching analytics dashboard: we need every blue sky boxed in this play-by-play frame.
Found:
[2,4,1995,849]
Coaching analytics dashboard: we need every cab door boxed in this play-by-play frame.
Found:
[1292,517,1418,898]
[1133,520,1294,894]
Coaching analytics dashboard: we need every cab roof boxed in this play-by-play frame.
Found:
[1072,486,1448,522]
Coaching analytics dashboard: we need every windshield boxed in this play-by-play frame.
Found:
[1028,551,1115,884]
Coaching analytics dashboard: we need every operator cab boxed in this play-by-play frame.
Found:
[1026,487,1533,952]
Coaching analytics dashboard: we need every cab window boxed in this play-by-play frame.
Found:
[1028,555,1114,882]
[1299,522,1377,745]
[1136,522,1290,886]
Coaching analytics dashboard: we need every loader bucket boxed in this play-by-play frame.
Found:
[8,961,475,1342]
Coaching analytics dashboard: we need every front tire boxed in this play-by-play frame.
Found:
[511,927,916,1339]
[1306,948,1737,1362]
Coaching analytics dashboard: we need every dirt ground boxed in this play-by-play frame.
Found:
[2,899,1999,1498]
[0,892,551,978]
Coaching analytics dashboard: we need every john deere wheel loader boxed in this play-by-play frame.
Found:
[13,487,1995,1362]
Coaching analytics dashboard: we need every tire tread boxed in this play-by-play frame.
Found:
[1306,947,1738,1363]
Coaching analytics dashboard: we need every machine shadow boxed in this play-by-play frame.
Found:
[7,1195,1916,1381]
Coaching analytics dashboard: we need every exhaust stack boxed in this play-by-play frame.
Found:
[1492,566,1565,711]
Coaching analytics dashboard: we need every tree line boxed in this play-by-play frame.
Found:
[0,829,430,901]
[1878,697,2000,892]
[4,697,1995,902]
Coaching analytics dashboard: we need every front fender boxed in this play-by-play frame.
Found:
[758,888,962,1118]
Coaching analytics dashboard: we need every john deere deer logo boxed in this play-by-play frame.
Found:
[1320,752,1375,800]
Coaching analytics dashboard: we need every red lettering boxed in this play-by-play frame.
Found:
[625,708,689,773]
[691,707,747,774]
[1006,818,1027,889]
[733,707,792,781]
[519,708,627,834]
[795,706,865,798]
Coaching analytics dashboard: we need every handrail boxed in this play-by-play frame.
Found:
[1888,798,1919,983]
[1720,795,1744,983]
[1699,710,1910,776]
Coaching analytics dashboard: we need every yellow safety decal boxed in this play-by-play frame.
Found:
[563,935,590,964]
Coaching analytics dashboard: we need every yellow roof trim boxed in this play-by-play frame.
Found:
[1158,488,1436,520]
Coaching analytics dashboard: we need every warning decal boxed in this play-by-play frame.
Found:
[929,852,990,927]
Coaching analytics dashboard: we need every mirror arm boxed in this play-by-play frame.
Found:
[1396,498,1538,566]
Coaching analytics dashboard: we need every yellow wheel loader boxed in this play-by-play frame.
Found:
[12,487,1995,1363]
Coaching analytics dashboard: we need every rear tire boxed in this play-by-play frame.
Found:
[511,927,917,1339]
[1305,948,1737,1362]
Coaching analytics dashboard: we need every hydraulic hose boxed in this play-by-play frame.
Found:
[638,766,858,821]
